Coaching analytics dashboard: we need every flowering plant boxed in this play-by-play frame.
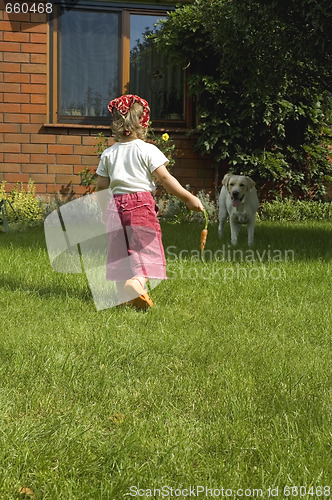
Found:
[147,127,175,170]
[147,126,176,203]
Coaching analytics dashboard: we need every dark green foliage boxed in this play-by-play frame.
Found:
[154,0,332,199]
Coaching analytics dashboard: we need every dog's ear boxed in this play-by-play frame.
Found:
[246,177,256,190]
[222,173,233,187]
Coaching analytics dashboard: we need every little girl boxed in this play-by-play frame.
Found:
[96,94,204,310]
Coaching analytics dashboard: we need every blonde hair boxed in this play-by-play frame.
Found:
[111,102,148,141]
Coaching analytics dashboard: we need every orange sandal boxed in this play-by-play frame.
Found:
[124,277,153,310]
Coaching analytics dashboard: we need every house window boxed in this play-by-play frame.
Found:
[129,14,184,121]
[49,4,186,126]
[59,10,119,120]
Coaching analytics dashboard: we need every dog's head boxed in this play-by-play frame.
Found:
[222,173,256,207]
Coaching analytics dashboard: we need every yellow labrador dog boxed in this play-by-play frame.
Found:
[218,173,259,246]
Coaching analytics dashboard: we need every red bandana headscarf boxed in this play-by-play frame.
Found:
[108,94,150,128]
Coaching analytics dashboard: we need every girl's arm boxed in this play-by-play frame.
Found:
[96,175,110,222]
[154,165,204,212]
[96,175,110,191]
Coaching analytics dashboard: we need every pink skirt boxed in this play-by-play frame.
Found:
[105,191,166,281]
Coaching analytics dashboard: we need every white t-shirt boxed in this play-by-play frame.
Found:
[96,139,169,194]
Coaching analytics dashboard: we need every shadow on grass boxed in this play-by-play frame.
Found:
[0,227,94,302]
[0,273,93,303]
[0,224,46,249]
[0,221,331,263]
[0,220,330,308]
[161,221,332,262]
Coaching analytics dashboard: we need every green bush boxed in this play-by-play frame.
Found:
[157,186,218,224]
[260,199,332,221]
[153,0,332,200]
[0,180,43,231]
[147,129,175,171]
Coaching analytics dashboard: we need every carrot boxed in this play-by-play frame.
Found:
[200,209,209,261]
[200,228,208,251]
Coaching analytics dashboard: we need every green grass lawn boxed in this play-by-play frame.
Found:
[0,220,331,499]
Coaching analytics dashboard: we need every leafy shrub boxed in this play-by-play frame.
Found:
[38,192,70,219]
[147,130,175,171]
[260,199,332,221]
[153,0,332,200]
[0,180,43,231]
[157,186,218,223]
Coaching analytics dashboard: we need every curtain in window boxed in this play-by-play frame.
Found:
[59,10,119,118]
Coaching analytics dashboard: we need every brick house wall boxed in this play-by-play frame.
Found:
[0,4,216,199]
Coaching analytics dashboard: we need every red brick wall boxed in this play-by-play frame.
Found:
[0,5,215,199]
[172,138,215,192]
